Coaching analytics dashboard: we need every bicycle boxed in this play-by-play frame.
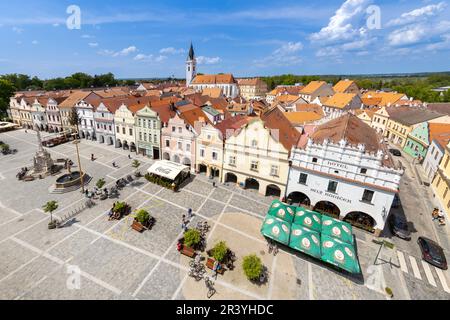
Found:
[204,276,216,299]
[188,261,206,281]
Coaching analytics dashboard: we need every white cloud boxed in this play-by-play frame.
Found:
[388,24,427,46]
[31,40,39,45]
[254,42,303,67]
[81,34,94,39]
[12,26,24,34]
[52,23,60,27]
[113,46,137,57]
[159,47,185,54]
[134,54,167,63]
[97,49,115,56]
[310,0,370,44]
[426,34,450,51]
[196,56,221,65]
[88,42,99,48]
[387,2,447,27]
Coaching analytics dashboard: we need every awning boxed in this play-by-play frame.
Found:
[321,215,354,245]
[289,224,321,259]
[147,160,190,181]
[321,235,360,274]
[261,216,290,245]
[294,207,322,232]
[267,200,295,223]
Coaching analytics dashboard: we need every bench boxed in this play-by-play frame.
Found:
[180,245,195,258]
[131,220,146,233]
[206,258,225,275]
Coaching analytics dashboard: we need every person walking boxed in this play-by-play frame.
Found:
[91,154,95,161]
[187,208,193,219]
[128,154,131,160]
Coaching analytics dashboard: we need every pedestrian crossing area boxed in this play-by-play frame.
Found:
[397,251,450,293]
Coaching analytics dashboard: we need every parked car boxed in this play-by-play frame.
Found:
[388,214,411,240]
[389,148,402,157]
[417,237,447,270]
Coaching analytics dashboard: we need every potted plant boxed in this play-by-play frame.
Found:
[96,178,106,189]
[210,241,228,263]
[113,202,130,218]
[183,229,201,249]
[132,160,141,177]
[132,209,154,232]
[43,200,59,230]
[242,254,263,281]
[385,287,394,298]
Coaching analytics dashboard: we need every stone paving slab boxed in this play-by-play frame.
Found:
[0,256,59,300]
[229,194,267,217]
[158,188,205,212]
[210,187,233,203]
[0,210,47,242]
[48,228,98,262]
[198,199,226,219]
[134,262,183,300]
[0,239,39,279]
[69,237,158,295]
[181,177,215,196]
[20,266,118,300]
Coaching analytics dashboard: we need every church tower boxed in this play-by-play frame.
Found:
[186,43,196,87]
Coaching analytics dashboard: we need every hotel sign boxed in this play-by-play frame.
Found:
[325,160,349,170]
[310,188,352,204]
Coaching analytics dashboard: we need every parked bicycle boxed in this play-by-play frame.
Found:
[204,276,216,299]
[188,260,206,281]
[196,221,210,236]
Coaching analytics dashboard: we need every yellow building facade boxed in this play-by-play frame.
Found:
[432,142,450,217]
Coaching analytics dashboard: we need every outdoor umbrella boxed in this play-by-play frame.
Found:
[289,223,321,259]
[320,234,360,274]
[321,215,354,245]
[260,215,291,245]
[267,200,295,223]
[294,207,322,232]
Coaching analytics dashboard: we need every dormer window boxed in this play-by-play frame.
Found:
[360,168,367,174]
[312,157,318,163]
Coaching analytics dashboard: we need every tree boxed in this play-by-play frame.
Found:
[132,160,141,175]
[242,254,263,281]
[135,209,150,225]
[43,201,58,224]
[68,109,81,134]
[0,79,15,117]
[183,229,201,248]
[96,178,106,189]
[210,241,228,262]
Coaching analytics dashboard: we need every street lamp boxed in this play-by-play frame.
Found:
[72,131,85,194]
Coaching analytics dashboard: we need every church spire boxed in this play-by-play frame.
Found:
[188,42,195,61]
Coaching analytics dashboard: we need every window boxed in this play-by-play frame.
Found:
[109,125,112,131]
[172,126,176,132]
[312,157,318,163]
[200,149,205,158]
[444,187,449,199]
[360,168,367,174]
[139,133,142,140]
[143,133,147,141]
[178,142,182,150]
[122,127,125,134]
[445,156,450,169]
[186,144,190,151]
[165,140,170,147]
[212,152,218,160]
[153,121,157,129]
[299,173,308,185]
[250,161,259,171]
[251,140,258,148]
[154,135,157,143]
[362,189,374,203]
[229,156,236,166]
[270,165,279,176]
[327,181,338,193]
[129,128,133,136]
[139,119,142,127]
[178,127,182,134]
[116,126,119,133]
[436,177,441,187]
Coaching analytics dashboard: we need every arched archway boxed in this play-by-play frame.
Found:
[130,142,136,152]
[225,172,237,183]
[173,155,181,163]
[163,152,170,160]
[313,201,340,219]
[116,139,122,148]
[211,167,220,178]
[108,136,113,145]
[266,184,281,197]
[198,164,207,174]
[182,158,191,168]
[344,211,376,233]
[99,135,105,144]
[287,191,311,206]
[123,140,129,150]
[245,178,260,191]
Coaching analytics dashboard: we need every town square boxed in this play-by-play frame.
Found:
[0,0,450,305]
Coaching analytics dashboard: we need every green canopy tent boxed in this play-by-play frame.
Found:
[321,235,361,274]
[294,207,322,232]
[261,216,291,245]
[267,200,296,223]
[289,224,321,259]
[321,215,354,245]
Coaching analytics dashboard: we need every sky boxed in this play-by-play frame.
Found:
[0,0,449,79]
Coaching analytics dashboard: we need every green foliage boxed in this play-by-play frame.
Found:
[135,209,150,224]
[113,202,127,213]
[210,241,228,262]
[242,254,263,281]
[0,143,10,151]
[96,178,106,189]
[184,229,201,248]
[42,201,58,213]
[0,79,15,117]
[144,173,176,190]
[385,287,393,297]
[132,160,141,169]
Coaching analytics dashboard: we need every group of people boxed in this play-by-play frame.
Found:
[108,202,120,220]
[181,208,194,232]
[432,208,446,226]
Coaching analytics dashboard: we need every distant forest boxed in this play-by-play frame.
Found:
[261,73,450,103]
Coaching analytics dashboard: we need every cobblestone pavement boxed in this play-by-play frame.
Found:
[0,129,448,300]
